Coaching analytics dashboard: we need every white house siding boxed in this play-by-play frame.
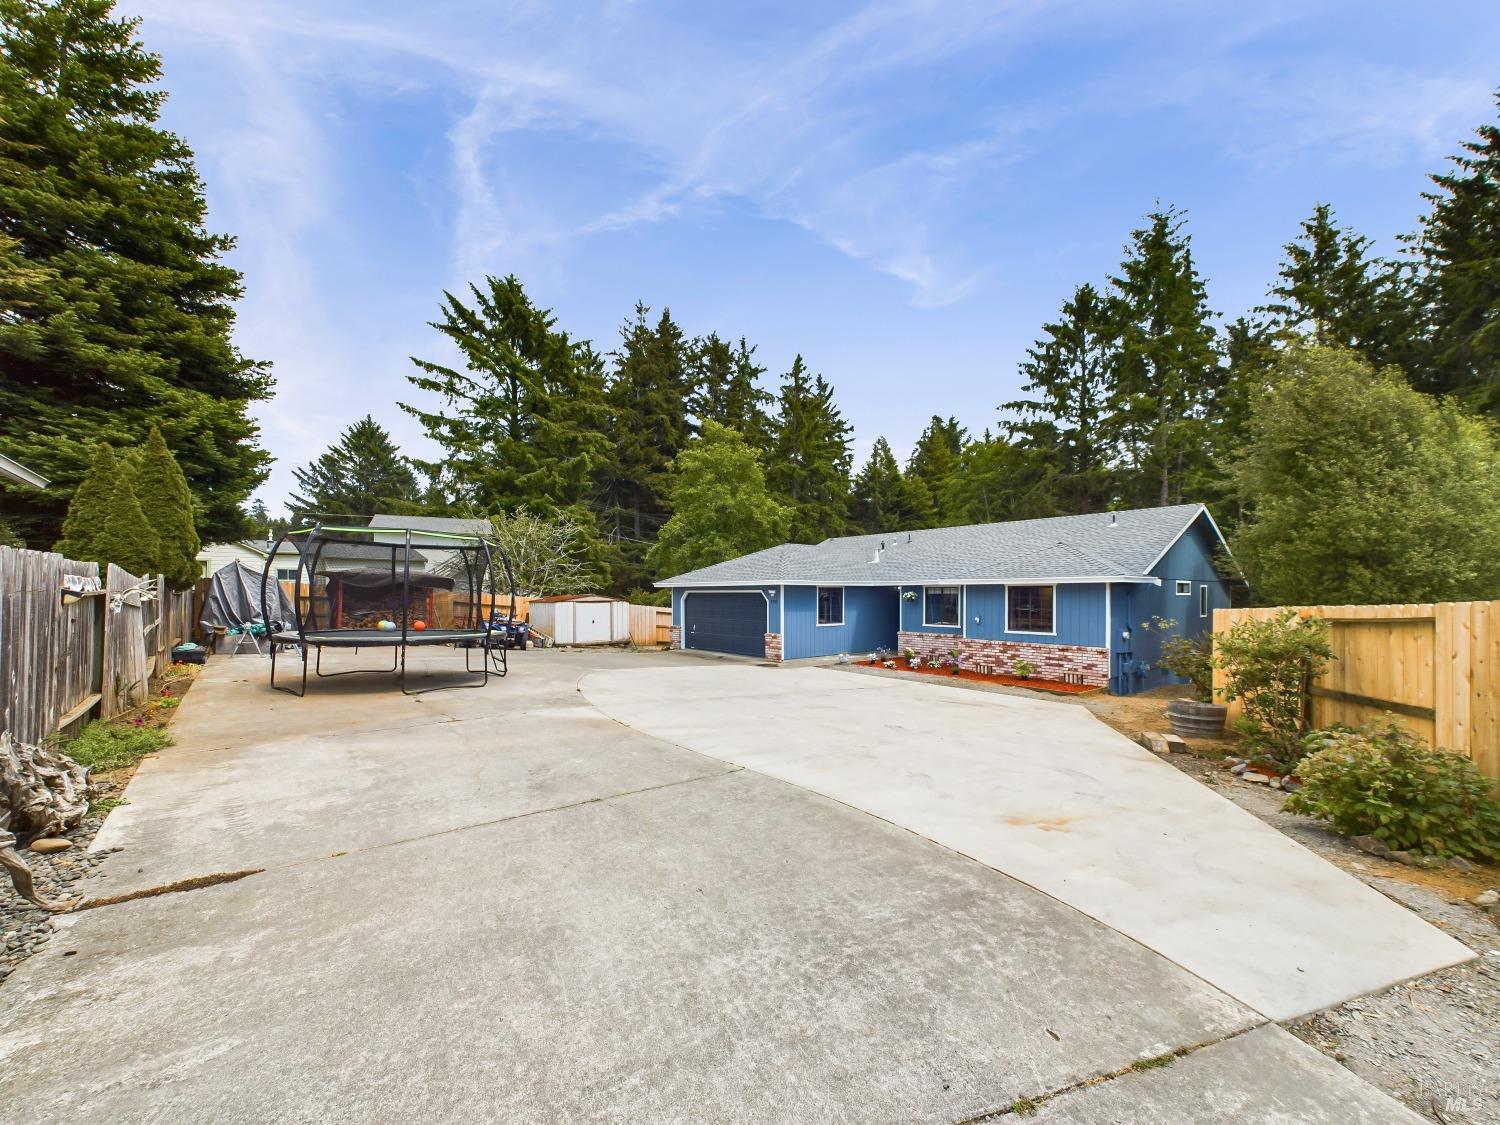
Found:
[196,542,266,578]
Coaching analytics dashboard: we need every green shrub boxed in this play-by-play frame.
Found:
[62,721,173,773]
[1012,659,1036,679]
[1214,609,1333,768]
[1142,616,1213,701]
[1284,720,1500,861]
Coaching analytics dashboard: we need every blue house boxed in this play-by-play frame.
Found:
[656,503,1232,695]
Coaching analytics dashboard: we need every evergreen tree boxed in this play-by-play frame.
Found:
[905,416,966,524]
[55,443,120,562]
[765,356,852,542]
[848,438,934,533]
[1105,206,1222,507]
[1261,203,1416,368]
[1412,91,1500,410]
[134,425,200,588]
[1233,346,1500,604]
[687,334,773,447]
[1004,283,1116,514]
[0,0,271,548]
[287,416,423,522]
[946,432,1062,525]
[597,303,691,590]
[404,275,609,516]
[648,422,791,579]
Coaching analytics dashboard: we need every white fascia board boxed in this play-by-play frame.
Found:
[658,575,1159,588]
[1142,505,1235,576]
[0,452,49,489]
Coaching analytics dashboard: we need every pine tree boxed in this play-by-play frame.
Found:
[1261,204,1416,368]
[55,443,120,562]
[1004,283,1116,514]
[946,432,1061,525]
[848,438,934,533]
[648,422,791,578]
[765,356,852,542]
[905,416,966,524]
[404,275,610,516]
[687,334,773,447]
[1105,207,1222,507]
[134,425,201,588]
[1412,91,1500,410]
[287,416,423,522]
[0,0,271,548]
[597,303,692,590]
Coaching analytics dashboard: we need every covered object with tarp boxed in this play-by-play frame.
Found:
[200,561,295,637]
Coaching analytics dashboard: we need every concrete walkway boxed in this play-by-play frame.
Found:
[582,664,1472,1021]
[0,650,1440,1121]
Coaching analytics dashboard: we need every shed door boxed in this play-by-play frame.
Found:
[684,593,765,657]
[575,602,611,644]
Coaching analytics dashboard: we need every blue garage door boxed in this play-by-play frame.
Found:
[684,592,766,658]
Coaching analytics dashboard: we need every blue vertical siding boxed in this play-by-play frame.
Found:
[899,585,962,635]
[780,585,899,658]
[899,583,1106,647]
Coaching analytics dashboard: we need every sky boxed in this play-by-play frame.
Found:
[119,0,1500,514]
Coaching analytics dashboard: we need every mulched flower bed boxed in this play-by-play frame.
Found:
[865,660,1098,695]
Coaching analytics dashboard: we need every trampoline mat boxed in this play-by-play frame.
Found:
[271,628,489,648]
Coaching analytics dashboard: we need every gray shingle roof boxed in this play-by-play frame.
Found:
[367,514,492,537]
[656,504,1221,587]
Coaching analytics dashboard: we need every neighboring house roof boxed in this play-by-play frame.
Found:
[366,513,492,541]
[529,594,618,604]
[308,541,428,565]
[196,540,272,560]
[656,504,1228,588]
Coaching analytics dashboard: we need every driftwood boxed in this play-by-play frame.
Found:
[0,732,88,911]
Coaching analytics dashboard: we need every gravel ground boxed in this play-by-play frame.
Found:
[1141,740,1500,1125]
[0,769,131,987]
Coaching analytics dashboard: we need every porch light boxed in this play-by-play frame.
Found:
[1121,627,1132,643]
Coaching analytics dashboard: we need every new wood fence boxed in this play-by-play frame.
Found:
[0,546,197,746]
[1212,601,1499,780]
[628,604,672,647]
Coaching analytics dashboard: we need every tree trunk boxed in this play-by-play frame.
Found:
[0,733,89,911]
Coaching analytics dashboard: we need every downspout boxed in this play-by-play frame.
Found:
[1104,581,1113,692]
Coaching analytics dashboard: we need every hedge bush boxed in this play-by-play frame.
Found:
[1284,720,1500,861]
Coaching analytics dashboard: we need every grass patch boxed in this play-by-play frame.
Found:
[1010,1097,1039,1117]
[88,796,127,816]
[1130,1053,1176,1071]
[62,721,172,773]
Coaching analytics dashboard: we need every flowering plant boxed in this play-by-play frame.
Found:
[901,590,918,602]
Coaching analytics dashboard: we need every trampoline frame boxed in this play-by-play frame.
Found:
[261,522,518,697]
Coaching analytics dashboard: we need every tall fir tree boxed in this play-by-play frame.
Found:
[848,438,934,533]
[765,356,852,542]
[56,442,159,575]
[946,432,1061,525]
[1105,206,1222,508]
[648,422,791,579]
[0,0,271,548]
[134,425,201,588]
[597,304,692,591]
[1004,283,1116,514]
[1261,203,1417,369]
[1411,91,1500,410]
[404,275,609,516]
[687,334,773,448]
[905,416,966,524]
[287,416,423,522]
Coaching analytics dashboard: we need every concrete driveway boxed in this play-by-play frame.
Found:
[0,649,1446,1122]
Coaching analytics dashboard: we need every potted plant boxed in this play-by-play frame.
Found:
[1145,616,1226,738]
[1012,659,1035,680]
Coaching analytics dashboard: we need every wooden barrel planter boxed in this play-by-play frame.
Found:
[1165,699,1227,738]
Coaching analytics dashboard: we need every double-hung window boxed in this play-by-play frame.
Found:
[1007,585,1055,634]
[923,586,960,627]
[816,587,844,626]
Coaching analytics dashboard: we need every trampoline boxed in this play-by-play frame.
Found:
[261,521,518,697]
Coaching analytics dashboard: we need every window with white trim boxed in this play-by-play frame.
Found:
[923,586,960,627]
[1199,584,1209,618]
[1007,585,1054,633]
[1175,580,1191,596]
[816,587,844,626]
[276,567,300,581]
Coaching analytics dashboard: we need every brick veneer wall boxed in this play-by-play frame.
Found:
[669,625,682,650]
[897,631,1109,686]
[764,632,783,662]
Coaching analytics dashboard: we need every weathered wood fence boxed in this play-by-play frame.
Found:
[1212,601,1499,780]
[0,546,196,746]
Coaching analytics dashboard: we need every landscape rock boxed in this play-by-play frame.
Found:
[1241,770,1271,784]
[1471,890,1499,908]
[1447,856,1476,873]
[1388,850,1415,866]
[1231,762,1248,776]
[27,838,72,855]
[1351,835,1391,858]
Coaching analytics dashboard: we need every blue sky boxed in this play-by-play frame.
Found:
[121,0,1500,514]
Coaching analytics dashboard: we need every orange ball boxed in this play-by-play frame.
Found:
[412,620,427,631]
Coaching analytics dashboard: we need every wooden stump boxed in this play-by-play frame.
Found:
[0,733,88,911]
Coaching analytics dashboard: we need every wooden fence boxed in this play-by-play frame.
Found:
[0,547,196,746]
[628,604,672,647]
[1212,601,1499,780]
